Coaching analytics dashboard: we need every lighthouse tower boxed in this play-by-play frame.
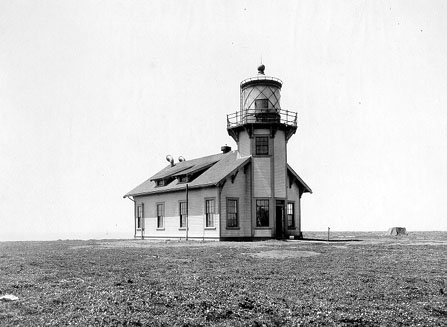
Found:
[227,64,300,238]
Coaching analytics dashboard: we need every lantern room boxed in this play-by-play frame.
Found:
[227,65,298,142]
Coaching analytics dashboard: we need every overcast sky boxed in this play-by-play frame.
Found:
[1,0,446,241]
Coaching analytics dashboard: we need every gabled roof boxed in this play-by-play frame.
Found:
[287,164,312,194]
[124,151,251,197]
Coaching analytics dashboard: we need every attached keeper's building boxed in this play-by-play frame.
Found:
[124,65,312,240]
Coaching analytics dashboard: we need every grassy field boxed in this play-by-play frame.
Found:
[0,232,446,326]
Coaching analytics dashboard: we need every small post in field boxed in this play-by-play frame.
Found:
[327,227,330,242]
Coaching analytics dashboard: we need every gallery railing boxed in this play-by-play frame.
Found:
[227,108,297,128]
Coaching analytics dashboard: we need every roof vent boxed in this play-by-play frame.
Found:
[221,145,231,153]
[178,156,186,162]
[166,155,175,167]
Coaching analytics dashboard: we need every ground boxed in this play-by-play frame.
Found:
[0,232,446,326]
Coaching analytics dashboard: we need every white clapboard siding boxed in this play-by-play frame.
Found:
[143,214,219,239]
[253,158,271,198]
[273,130,286,198]
[220,164,252,238]
[287,174,302,237]
[254,228,273,238]
[238,132,251,157]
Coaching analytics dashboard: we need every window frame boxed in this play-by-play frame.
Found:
[136,204,143,230]
[205,198,216,229]
[156,203,165,230]
[255,136,269,156]
[179,201,187,229]
[287,202,295,229]
[256,199,270,227]
[226,198,239,229]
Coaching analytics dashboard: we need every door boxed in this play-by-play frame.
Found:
[275,204,284,239]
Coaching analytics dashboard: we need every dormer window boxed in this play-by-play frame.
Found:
[156,180,165,187]
[179,175,189,183]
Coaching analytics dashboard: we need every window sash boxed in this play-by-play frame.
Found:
[255,136,269,155]
[287,203,295,228]
[205,199,215,228]
[180,202,187,227]
[137,205,143,229]
[206,213,214,227]
[256,199,269,227]
[227,199,238,227]
[156,204,164,228]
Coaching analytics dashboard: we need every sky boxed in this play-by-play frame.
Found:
[1,0,446,241]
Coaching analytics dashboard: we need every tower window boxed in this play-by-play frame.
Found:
[255,136,269,155]
[255,99,269,109]
[256,199,269,227]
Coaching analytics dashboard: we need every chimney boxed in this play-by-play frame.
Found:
[221,145,231,153]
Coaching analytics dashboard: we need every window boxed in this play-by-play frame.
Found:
[157,203,164,229]
[136,205,143,229]
[179,176,188,183]
[256,199,269,227]
[227,199,238,228]
[156,180,164,187]
[255,136,269,155]
[287,202,295,228]
[179,201,187,228]
[255,99,269,109]
[205,199,215,228]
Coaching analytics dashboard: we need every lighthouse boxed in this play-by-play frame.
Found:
[227,64,303,238]
[125,64,311,240]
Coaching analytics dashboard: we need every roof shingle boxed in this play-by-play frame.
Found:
[124,151,311,198]
[124,151,251,197]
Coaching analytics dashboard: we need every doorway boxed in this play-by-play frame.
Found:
[275,201,285,239]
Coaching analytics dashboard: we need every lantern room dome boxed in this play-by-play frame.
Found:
[240,65,282,89]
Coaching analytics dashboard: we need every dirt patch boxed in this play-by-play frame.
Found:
[247,250,320,259]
